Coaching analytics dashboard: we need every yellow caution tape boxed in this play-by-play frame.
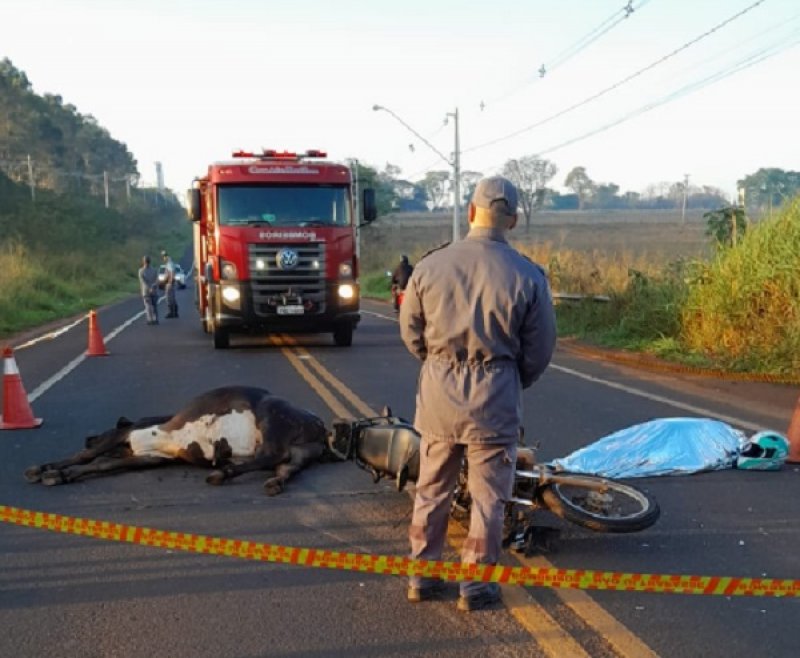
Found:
[2,504,798,597]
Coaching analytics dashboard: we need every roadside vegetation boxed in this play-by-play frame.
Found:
[0,59,188,338]
[0,173,187,337]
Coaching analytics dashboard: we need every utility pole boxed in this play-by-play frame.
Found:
[373,104,462,243]
[681,173,689,224]
[350,158,361,260]
[447,108,461,242]
[103,171,109,208]
[26,154,35,202]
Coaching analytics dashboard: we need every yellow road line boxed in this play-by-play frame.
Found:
[277,335,659,657]
[447,520,591,658]
[520,555,659,658]
[278,335,374,417]
[269,336,351,418]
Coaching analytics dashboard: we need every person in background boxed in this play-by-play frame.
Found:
[161,250,179,319]
[391,254,414,311]
[399,176,556,612]
[138,255,159,325]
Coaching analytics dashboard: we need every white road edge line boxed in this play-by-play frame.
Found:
[550,364,762,432]
[28,311,145,403]
[363,303,763,431]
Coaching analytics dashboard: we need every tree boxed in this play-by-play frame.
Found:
[421,170,450,211]
[564,166,595,210]
[704,206,747,249]
[353,162,394,216]
[393,178,428,212]
[689,186,728,209]
[459,170,483,208]
[737,168,800,213]
[592,183,620,209]
[0,58,138,197]
[502,156,557,231]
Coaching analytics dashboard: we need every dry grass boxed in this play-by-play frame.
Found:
[681,197,800,373]
[361,209,710,294]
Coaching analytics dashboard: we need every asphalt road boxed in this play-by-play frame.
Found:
[1,290,798,658]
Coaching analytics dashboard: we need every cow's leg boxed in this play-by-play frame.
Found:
[205,454,283,486]
[263,444,324,496]
[25,441,129,483]
[40,455,170,485]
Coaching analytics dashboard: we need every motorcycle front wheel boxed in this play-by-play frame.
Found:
[539,475,660,533]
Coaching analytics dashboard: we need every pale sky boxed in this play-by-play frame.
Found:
[2,0,798,199]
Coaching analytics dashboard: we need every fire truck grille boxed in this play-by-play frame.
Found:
[248,243,327,316]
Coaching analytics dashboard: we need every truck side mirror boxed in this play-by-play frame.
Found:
[187,188,201,222]
[362,188,377,224]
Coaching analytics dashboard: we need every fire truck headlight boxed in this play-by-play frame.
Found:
[221,261,238,280]
[221,285,241,308]
[338,262,353,277]
[337,284,355,300]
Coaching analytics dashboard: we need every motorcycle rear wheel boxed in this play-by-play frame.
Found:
[539,475,659,533]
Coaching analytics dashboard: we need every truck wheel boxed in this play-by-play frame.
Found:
[212,325,230,349]
[333,322,353,347]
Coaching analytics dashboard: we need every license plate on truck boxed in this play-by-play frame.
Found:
[277,305,304,316]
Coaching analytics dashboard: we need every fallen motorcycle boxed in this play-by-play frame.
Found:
[328,411,660,554]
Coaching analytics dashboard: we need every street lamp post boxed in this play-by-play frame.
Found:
[373,104,462,242]
[348,158,360,260]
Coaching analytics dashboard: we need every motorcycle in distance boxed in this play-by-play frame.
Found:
[328,411,660,555]
[385,271,405,312]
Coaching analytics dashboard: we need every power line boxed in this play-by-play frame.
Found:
[486,32,798,166]
[465,0,769,155]
[546,0,652,74]
[481,0,653,109]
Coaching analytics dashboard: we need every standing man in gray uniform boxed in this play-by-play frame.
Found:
[161,250,179,319]
[399,176,556,612]
[138,255,159,325]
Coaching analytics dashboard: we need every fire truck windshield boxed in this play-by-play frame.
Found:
[217,185,351,227]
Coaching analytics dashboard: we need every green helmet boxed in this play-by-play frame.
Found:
[736,431,789,471]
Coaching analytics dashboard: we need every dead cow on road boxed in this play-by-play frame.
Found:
[25,386,329,495]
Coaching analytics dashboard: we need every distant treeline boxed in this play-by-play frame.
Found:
[356,159,800,218]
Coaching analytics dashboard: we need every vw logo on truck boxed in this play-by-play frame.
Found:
[276,248,299,270]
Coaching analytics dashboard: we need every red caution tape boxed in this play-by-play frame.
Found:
[2,504,799,597]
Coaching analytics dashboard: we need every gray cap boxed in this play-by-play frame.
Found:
[471,176,518,215]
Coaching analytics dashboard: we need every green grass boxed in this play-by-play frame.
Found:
[0,178,189,338]
[361,271,393,300]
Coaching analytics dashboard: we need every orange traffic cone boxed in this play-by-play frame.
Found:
[1,346,43,430]
[86,310,109,356]
[787,395,800,464]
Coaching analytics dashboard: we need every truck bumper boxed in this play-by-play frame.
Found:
[209,281,361,334]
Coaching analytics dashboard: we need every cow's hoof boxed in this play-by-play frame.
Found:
[24,466,42,483]
[40,470,65,486]
[263,477,283,496]
[206,471,226,486]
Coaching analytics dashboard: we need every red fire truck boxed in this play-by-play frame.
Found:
[186,150,376,348]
